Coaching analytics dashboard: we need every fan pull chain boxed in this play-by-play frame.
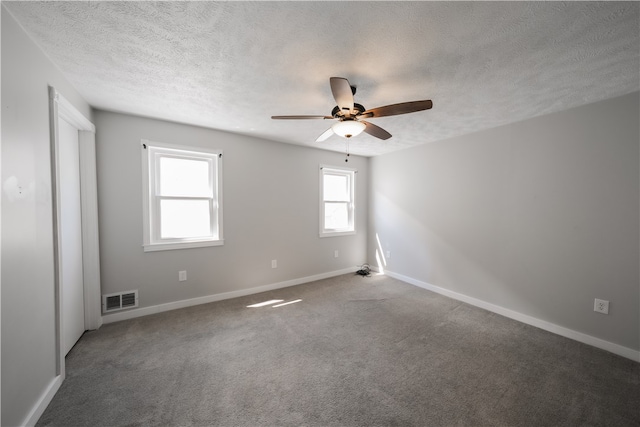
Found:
[345,139,350,162]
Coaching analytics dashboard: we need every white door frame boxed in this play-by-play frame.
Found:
[48,86,102,377]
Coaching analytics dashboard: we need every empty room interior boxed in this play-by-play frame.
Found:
[1,2,639,426]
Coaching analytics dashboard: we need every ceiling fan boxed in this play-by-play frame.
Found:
[272,77,433,142]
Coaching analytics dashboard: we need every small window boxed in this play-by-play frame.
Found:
[142,140,223,251]
[320,165,356,237]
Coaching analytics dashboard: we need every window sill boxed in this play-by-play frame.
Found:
[319,230,356,238]
[143,239,224,252]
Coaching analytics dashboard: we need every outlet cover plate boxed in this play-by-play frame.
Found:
[594,298,609,314]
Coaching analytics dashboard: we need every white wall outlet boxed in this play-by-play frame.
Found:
[334,250,339,258]
[271,259,277,269]
[594,298,609,314]
[178,270,187,282]
[386,251,391,259]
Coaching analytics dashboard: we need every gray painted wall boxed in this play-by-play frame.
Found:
[95,111,368,312]
[369,92,639,351]
[1,8,94,426]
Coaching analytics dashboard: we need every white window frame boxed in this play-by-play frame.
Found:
[319,165,356,237]
[141,139,223,251]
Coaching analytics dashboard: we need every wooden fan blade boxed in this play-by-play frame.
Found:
[330,77,354,114]
[359,100,433,119]
[316,127,334,142]
[362,120,392,140]
[271,115,333,120]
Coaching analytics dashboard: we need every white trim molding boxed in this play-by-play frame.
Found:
[380,269,640,362]
[54,91,95,133]
[21,376,62,427]
[51,89,95,133]
[103,267,356,324]
[48,86,64,378]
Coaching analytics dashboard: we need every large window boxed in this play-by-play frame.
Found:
[142,140,223,251]
[320,165,356,237]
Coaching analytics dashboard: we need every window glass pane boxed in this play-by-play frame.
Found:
[159,156,211,197]
[324,174,349,201]
[160,199,212,238]
[325,202,349,230]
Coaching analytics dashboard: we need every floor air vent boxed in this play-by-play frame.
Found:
[102,290,138,313]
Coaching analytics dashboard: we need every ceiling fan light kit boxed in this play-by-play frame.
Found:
[272,77,433,153]
[332,120,366,139]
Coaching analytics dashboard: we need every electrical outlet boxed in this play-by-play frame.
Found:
[594,298,609,314]
[178,270,187,282]
[386,251,391,259]
[334,250,339,258]
[271,259,277,269]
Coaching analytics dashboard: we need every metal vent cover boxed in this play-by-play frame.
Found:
[102,290,138,313]
[105,295,121,311]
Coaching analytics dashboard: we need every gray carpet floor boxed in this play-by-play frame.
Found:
[38,273,639,426]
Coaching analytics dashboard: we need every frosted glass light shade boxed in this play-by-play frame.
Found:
[332,120,366,138]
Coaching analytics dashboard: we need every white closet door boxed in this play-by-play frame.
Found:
[59,118,85,355]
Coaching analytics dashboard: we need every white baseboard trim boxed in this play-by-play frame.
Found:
[383,269,640,362]
[102,267,356,324]
[22,375,63,427]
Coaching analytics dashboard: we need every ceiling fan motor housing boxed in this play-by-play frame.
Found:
[332,103,366,119]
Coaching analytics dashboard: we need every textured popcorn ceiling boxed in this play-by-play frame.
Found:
[4,1,639,156]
